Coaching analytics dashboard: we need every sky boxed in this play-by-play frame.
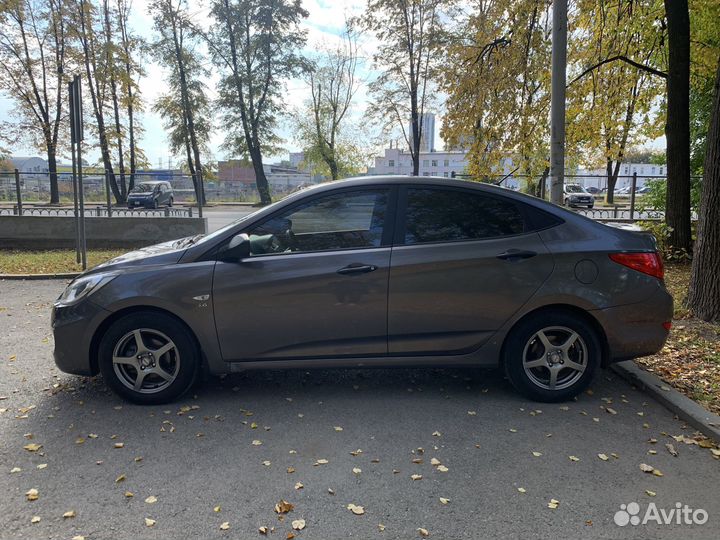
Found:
[0,0,447,168]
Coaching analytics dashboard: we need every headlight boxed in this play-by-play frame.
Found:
[56,273,116,306]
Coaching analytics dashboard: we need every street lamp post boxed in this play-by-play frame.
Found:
[549,0,567,204]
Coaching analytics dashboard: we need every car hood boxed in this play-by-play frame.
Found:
[128,191,154,197]
[84,238,189,275]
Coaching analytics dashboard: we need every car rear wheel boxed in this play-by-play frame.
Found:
[98,312,199,404]
[168,197,173,207]
[503,310,600,402]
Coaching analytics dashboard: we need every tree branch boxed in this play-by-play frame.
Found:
[568,55,667,87]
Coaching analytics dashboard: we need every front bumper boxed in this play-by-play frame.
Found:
[127,198,154,208]
[593,286,674,364]
[52,300,111,376]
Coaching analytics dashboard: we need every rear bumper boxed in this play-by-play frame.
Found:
[52,300,111,376]
[593,286,673,364]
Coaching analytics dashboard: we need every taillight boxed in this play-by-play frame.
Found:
[609,252,664,280]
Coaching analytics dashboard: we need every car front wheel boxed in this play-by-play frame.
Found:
[503,310,600,402]
[98,312,200,404]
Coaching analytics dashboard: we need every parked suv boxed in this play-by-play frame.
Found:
[564,184,594,208]
[127,181,174,209]
[52,177,672,405]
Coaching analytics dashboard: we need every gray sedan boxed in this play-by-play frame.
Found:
[51,176,673,404]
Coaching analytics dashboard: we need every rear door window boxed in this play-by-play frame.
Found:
[403,188,525,244]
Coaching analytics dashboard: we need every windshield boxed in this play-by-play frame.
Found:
[565,184,587,193]
[131,183,158,193]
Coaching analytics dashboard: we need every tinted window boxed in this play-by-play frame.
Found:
[404,188,524,244]
[248,190,388,255]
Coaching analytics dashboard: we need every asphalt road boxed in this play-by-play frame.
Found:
[1,280,719,540]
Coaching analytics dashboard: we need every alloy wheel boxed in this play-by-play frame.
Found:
[521,326,587,391]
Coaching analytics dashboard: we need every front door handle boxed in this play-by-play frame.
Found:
[496,249,537,261]
[337,263,378,275]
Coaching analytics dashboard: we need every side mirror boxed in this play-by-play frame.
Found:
[221,233,251,262]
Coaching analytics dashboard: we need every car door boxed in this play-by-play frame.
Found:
[387,186,554,355]
[212,187,395,361]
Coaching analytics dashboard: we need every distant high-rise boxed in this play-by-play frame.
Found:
[409,113,435,153]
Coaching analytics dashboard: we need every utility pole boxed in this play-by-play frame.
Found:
[549,0,567,204]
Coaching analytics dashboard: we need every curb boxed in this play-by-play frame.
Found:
[0,272,79,280]
[611,360,720,442]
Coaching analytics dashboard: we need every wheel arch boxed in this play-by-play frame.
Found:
[499,304,610,369]
[89,305,204,376]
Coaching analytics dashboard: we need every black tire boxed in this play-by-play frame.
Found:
[98,312,200,405]
[168,197,173,207]
[564,198,569,207]
[503,309,601,402]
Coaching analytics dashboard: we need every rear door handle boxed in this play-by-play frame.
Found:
[496,249,537,261]
[337,263,378,275]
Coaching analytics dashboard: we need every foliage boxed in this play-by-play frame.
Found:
[208,0,308,205]
[294,27,360,181]
[689,0,720,175]
[638,176,702,215]
[637,219,694,261]
[356,0,445,176]
[440,0,551,191]
[0,0,69,203]
[567,0,666,203]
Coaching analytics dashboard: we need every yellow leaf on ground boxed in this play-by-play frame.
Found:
[291,519,306,530]
[145,495,157,504]
[436,465,449,472]
[532,451,542,457]
[518,487,526,493]
[295,482,303,490]
[418,528,430,537]
[115,474,126,483]
[259,526,269,534]
[63,510,76,519]
[23,443,42,452]
[220,522,230,530]
[145,518,156,527]
[548,499,560,509]
[646,490,656,497]
[353,467,362,475]
[430,458,441,466]
[31,516,40,523]
[568,456,580,462]
[274,500,294,514]
[214,506,221,512]
[26,488,38,501]
[411,474,422,481]
[439,497,450,504]
[334,426,343,431]
[347,503,365,515]
[598,454,609,461]
[252,440,262,446]
[114,442,124,449]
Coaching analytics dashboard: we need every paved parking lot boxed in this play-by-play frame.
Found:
[1,279,719,539]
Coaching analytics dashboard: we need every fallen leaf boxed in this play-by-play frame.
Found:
[114,443,124,449]
[252,440,262,446]
[436,465,449,472]
[509,428,517,433]
[347,503,365,515]
[665,443,678,457]
[287,533,295,540]
[548,499,560,509]
[598,454,609,461]
[378,523,386,531]
[31,516,40,523]
[432,431,441,437]
[606,407,618,415]
[439,497,450,504]
[23,443,42,452]
[639,463,655,473]
[63,510,76,519]
[314,459,328,465]
[145,518,156,527]
[295,482,304,490]
[75,438,85,445]
[328,488,335,495]
[259,526,269,534]
[517,487,526,493]
[26,488,38,501]
[532,451,542,457]
[125,491,134,498]
[467,411,476,416]
[645,490,656,497]
[652,469,664,477]
[418,527,430,537]
[353,467,362,475]
[274,500,294,514]
[411,474,423,481]
[36,464,47,470]
[334,426,343,431]
[350,449,363,456]
[291,519,306,530]
[145,495,158,504]
[568,456,580,462]
[10,467,21,473]
[220,522,230,530]
[214,506,221,513]
[72,536,85,540]
[287,467,296,473]
[115,474,126,483]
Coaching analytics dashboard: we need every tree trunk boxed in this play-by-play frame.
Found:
[664,0,692,252]
[687,58,720,321]
[46,141,59,204]
[605,158,618,204]
[251,146,272,205]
